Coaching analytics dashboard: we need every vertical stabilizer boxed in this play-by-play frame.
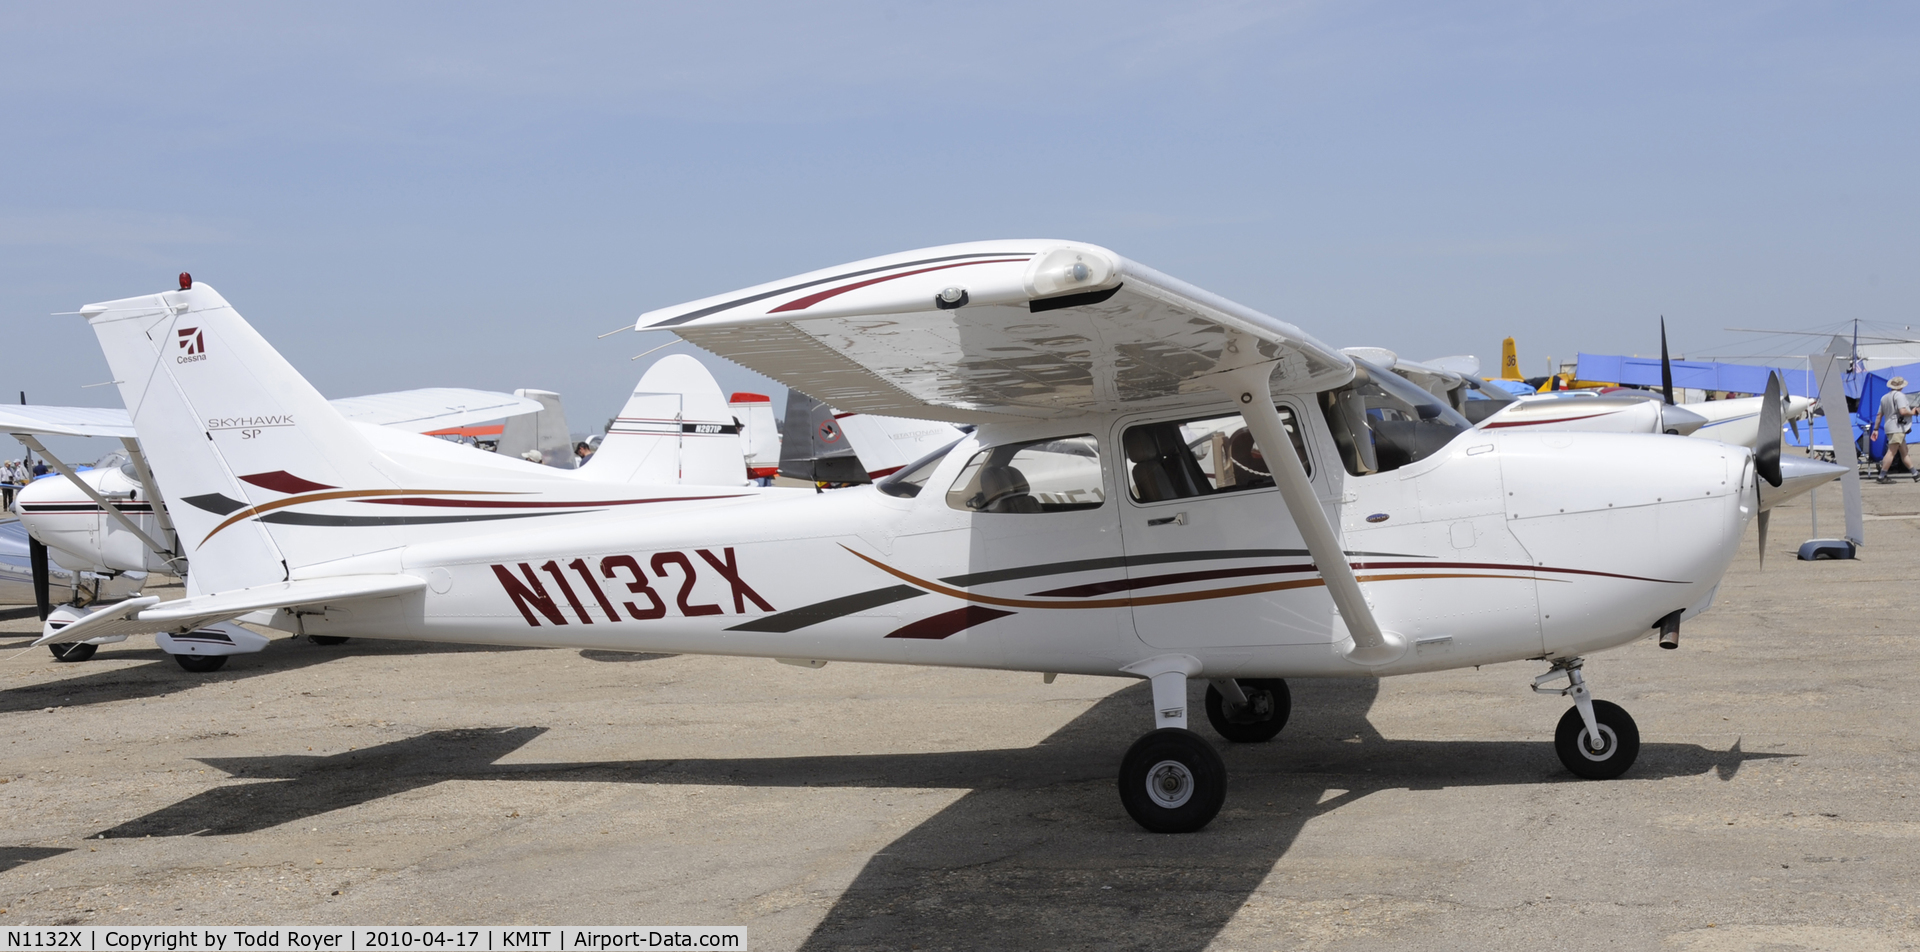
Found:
[729,393,780,480]
[497,390,573,468]
[1500,337,1522,380]
[83,284,398,592]
[583,354,745,485]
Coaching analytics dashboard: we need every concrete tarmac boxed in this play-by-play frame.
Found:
[2,478,1916,950]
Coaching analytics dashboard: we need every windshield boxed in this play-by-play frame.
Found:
[1320,359,1472,475]
[876,438,964,498]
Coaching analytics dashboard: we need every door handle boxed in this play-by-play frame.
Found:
[1147,512,1188,527]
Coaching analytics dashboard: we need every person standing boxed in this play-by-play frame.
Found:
[1872,376,1914,483]
[0,458,22,509]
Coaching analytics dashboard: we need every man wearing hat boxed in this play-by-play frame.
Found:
[1872,375,1914,482]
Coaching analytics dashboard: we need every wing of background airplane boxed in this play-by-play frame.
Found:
[637,240,1354,424]
[0,405,139,439]
[327,388,542,433]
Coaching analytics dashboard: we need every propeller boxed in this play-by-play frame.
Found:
[1660,316,1675,406]
[1756,371,1784,488]
[1754,371,1786,570]
[28,535,52,622]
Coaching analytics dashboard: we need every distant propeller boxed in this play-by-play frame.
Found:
[1753,371,1786,570]
[1660,316,1675,406]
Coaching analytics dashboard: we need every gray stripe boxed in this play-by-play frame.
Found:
[939,548,1431,587]
[727,584,926,633]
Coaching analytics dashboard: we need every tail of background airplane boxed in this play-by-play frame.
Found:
[496,389,573,468]
[85,283,403,594]
[583,354,745,485]
[1501,337,1522,380]
[728,393,779,480]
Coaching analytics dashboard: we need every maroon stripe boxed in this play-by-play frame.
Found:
[1031,563,1316,598]
[1482,410,1622,429]
[1351,560,1681,584]
[885,605,1016,640]
[240,471,338,494]
[356,494,749,509]
[769,259,1029,313]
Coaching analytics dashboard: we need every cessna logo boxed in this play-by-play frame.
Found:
[176,326,206,363]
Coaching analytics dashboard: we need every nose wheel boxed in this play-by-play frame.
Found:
[1117,657,1227,832]
[1534,658,1640,780]
[1119,729,1226,833]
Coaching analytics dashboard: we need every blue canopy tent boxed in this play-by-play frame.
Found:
[1574,354,1816,398]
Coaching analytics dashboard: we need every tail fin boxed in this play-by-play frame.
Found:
[83,284,400,592]
[1500,337,1522,380]
[835,414,966,478]
[777,394,866,483]
[728,393,780,480]
[582,354,745,485]
[496,390,574,467]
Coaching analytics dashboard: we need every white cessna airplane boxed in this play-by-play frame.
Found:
[40,242,1841,832]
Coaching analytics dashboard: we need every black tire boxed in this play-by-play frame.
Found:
[1204,678,1292,743]
[48,642,98,663]
[307,636,350,646]
[173,653,228,673]
[1117,728,1227,833]
[1554,700,1640,780]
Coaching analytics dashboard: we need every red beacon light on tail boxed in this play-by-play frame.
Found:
[178,272,192,290]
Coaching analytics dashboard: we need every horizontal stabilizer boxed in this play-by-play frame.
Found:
[33,574,425,645]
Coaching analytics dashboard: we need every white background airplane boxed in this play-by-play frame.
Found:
[41,243,1839,832]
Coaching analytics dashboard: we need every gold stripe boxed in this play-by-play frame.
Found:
[838,546,1529,611]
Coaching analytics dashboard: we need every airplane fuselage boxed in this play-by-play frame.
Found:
[279,405,1753,681]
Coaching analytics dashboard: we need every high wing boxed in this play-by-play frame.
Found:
[327,388,542,433]
[636,240,1354,423]
[0,389,539,440]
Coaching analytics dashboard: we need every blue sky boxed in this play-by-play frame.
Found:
[4,2,1916,457]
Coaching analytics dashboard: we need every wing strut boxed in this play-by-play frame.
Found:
[14,434,178,566]
[1210,363,1404,666]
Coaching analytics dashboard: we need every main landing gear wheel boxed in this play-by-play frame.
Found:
[307,636,350,646]
[1204,678,1291,743]
[48,642,98,663]
[1118,728,1226,834]
[1554,700,1640,780]
[172,653,228,673]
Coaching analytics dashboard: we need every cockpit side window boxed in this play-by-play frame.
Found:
[1319,359,1472,476]
[1121,407,1310,503]
[945,435,1105,514]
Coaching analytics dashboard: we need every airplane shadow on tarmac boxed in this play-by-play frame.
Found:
[84,678,1789,951]
[0,639,534,717]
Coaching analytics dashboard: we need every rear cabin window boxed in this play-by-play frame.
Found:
[1122,407,1310,503]
[945,436,1106,513]
[1319,360,1472,476]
